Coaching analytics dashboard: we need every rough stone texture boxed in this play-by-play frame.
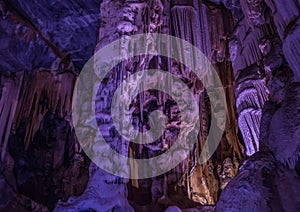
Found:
[262,82,300,169]
[215,0,300,211]
[0,71,90,210]
[228,14,271,156]
[0,0,100,210]
[0,0,299,211]
[216,151,300,212]
[47,0,243,210]
[0,0,101,73]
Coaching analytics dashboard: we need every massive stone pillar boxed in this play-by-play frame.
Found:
[7,0,300,210]
[216,2,300,211]
[239,0,300,169]
[229,16,269,156]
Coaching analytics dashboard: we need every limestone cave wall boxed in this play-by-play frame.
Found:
[0,0,299,211]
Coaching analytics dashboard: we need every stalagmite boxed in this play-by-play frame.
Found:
[1,0,299,211]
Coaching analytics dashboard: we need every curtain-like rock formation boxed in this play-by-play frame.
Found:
[0,0,299,211]
[216,0,300,211]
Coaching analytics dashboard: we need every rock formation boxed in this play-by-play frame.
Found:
[0,0,299,211]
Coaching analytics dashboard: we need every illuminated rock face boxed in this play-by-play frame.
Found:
[216,151,300,212]
[0,0,299,211]
[215,0,300,211]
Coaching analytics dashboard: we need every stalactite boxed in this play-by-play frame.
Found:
[168,1,243,205]
[228,5,272,156]
[238,109,262,155]
[6,0,297,210]
[0,73,23,161]
[18,72,75,147]
[235,78,269,155]
[258,0,300,81]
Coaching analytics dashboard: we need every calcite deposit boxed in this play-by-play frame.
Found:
[0,0,299,211]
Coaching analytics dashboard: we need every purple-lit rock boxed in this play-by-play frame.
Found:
[0,0,299,211]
